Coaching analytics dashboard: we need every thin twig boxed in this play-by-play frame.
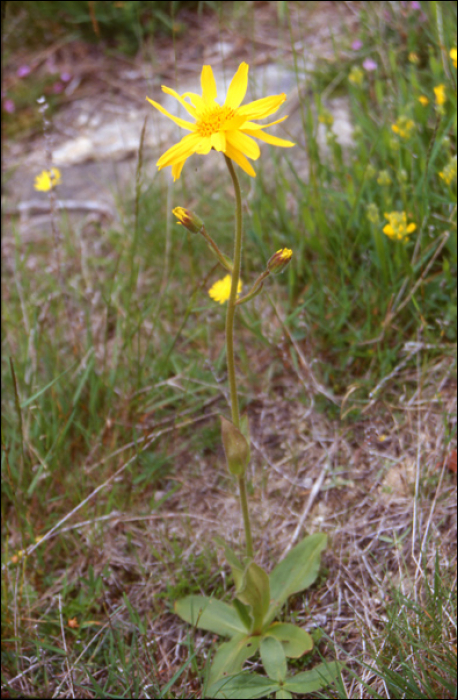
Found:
[58,594,75,698]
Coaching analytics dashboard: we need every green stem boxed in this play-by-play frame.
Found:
[236,270,270,306]
[238,475,253,558]
[224,155,243,430]
[200,227,233,272]
[224,154,254,560]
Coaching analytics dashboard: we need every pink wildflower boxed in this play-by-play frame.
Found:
[3,99,15,113]
[363,58,378,72]
[17,65,31,78]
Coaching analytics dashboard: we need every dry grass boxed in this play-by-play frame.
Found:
[3,332,455,697]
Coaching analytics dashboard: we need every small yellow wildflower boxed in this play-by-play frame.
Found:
[377,170,392,186]
[209,275,242,304]
[434,84,446,106]
[348,66,364,87]
[418,95,429,106]
[146,62,295,181]
[34,167,61,192]
[391,116,415,140]
[318,110,334,126]
[450,48,457,69]
[408,52,420,64]
[383,211,416,241]
[439,156,457,185]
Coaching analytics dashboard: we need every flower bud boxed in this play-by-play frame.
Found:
[267,248,293,275]
[172,207,203,234]
[220,415,250,476]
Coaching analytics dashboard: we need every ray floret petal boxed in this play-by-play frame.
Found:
[146,62,295,179]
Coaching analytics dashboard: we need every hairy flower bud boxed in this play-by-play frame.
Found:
[172,207,204,234]
[267,248,293,275]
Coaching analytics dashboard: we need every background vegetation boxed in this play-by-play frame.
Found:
[2,1,456,698]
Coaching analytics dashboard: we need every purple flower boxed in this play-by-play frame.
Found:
[60,71,72,82]
[352,39,363,51]
[363,58,378,72]
[17,65,31,78]
[410,0,421,9]
[3,98,15,113]
[52,82,64,94]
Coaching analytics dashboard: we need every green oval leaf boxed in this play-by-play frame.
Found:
[267,534,327,625]
[283,661,342,694]
[174,595,246,637]
[208,670,278,699]
[260,636,287,682]
[265,622,313,658]
[207,635,262,696]
[236,562,270,634]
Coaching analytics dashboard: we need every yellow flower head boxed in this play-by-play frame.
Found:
[383,211,416,242]
[348,66,364,86]
[377,170,392,186]
[418,95,429,106]
[34,168,61,192]
[391,116,415,140]
[318,110,334,126]
[146,63,295,181]
[439,156,457,185]
[450,48,457,69]
[434,84,446,106]
[209,275,242,304]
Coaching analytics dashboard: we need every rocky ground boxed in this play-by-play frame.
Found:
[3,2,356,231]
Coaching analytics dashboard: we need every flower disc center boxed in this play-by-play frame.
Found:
[196,105,235,136]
